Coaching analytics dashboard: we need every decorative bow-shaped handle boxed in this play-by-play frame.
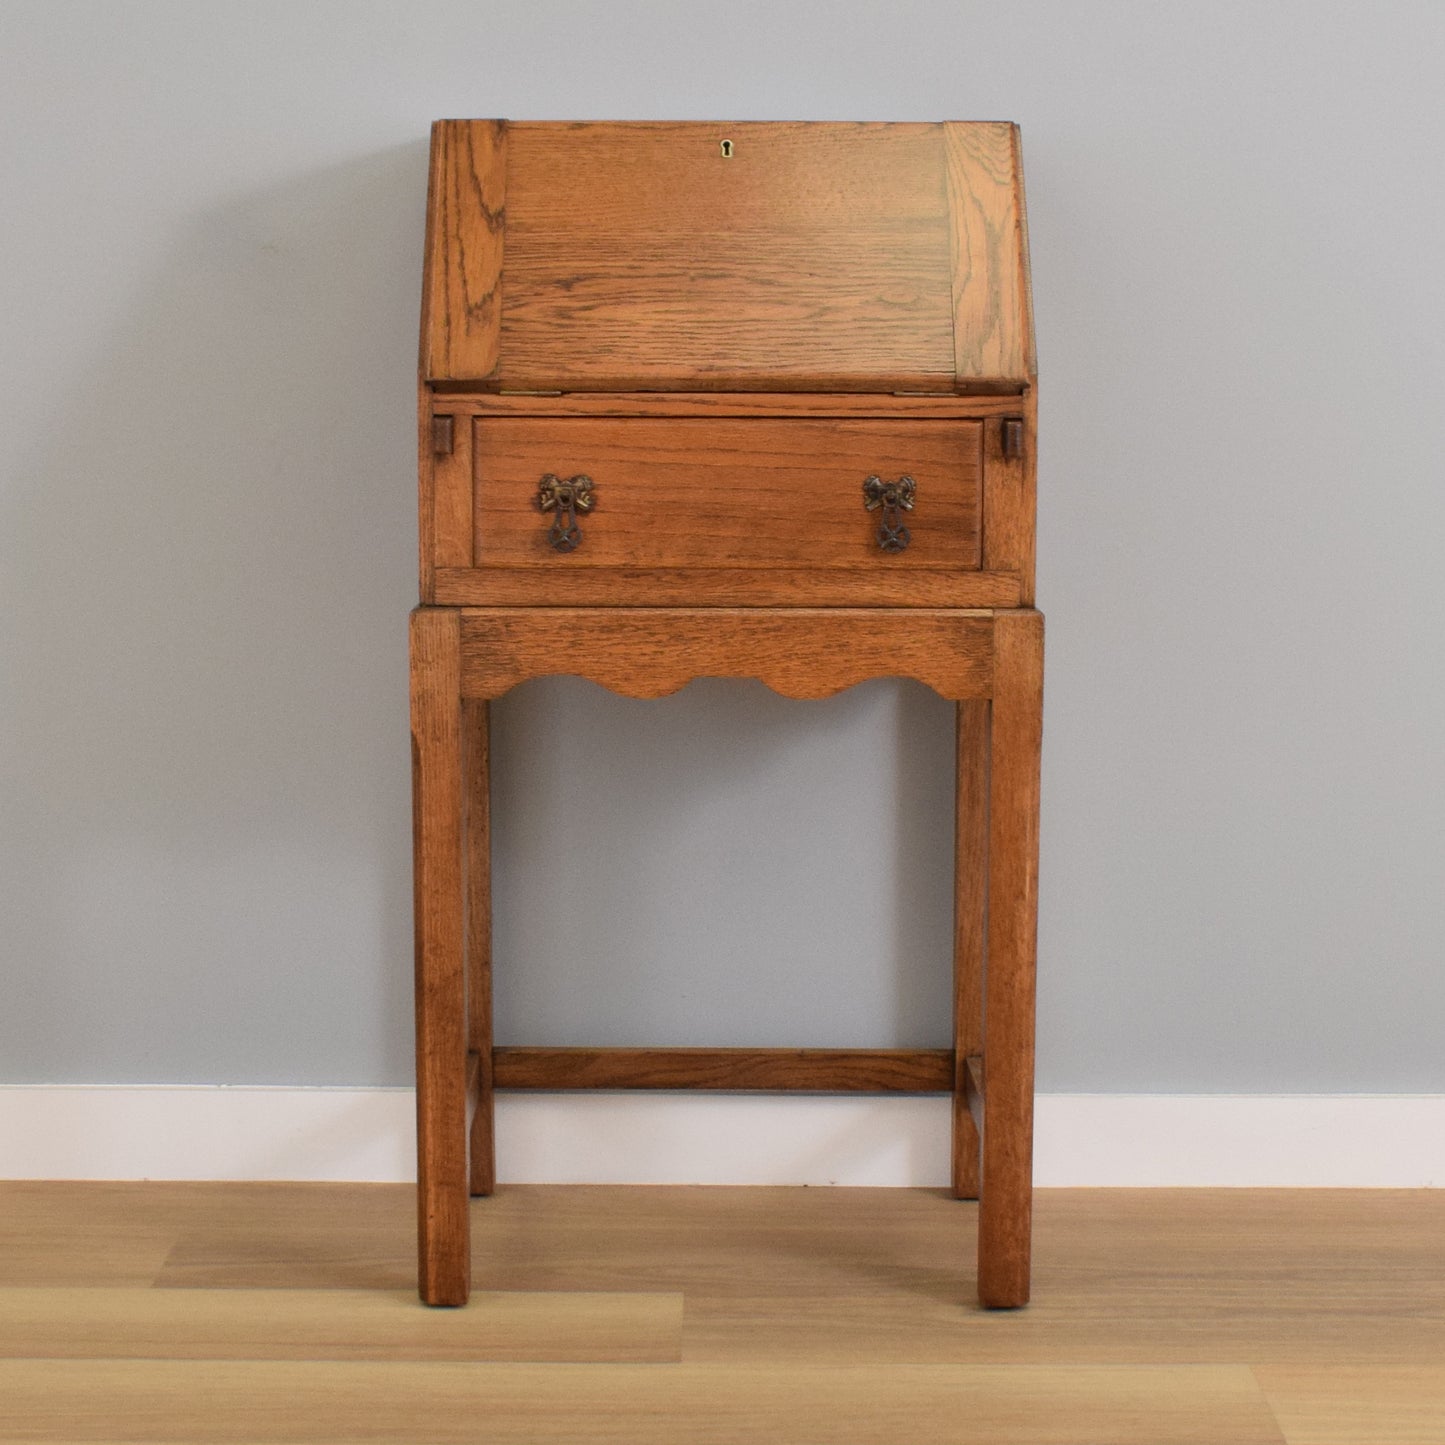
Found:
[862,475,915,552]
[536,473,595,552]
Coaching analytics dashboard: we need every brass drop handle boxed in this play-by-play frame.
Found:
[536,473,595,552]
[862,475,915,552]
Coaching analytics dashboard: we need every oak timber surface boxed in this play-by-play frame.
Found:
[409,611,468,1305]
[456,392,1027,418]
[976,611,1043,1306]
[500,122,956,394]
[456,607,995,700]
[491,1046,954,1092]
[422,121,1033,393]
[1,1184,1441,1442]
[943,123,1035,387]
[431,564,1023,609]
[472,416,983,569]
[421,120,505,384]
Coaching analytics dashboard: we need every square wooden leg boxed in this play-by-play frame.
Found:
[977,610,1043,1309]
[952,698,988,1200]
[411,609,470,1306]
[463,697,496,1197]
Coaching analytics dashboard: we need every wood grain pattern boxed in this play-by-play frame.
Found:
[0,1188,178,1288]
[952,699,989,1200]
[1010,125,1039,385]
[493,1048,952,1093]
[429,409,472,571]
[14,1182,1445,1368]
[462,698,493,1197]
[458,607,994,701]
[433,565,1022,609]
[964,1055,985,1134]
[133,1183,419,1293]
[473,417,982,570]
[465,1049,482,1163]
[417,383,436,601]
[458,392,1026,418]
[498,122,960,393]
[422,120,506,384]
[977,611,1043,1308]
[1255,1366,1445,1444]
[25,1184,1445,1445]
[944,123,1035,389]
[982,399,1037,604]
[22,1179,1445,1444]
[0,1359,1283,1444]
[0,1287,682,1364]
[409,609,469,1305]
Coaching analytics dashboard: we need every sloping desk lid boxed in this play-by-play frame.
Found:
[421,120,1034,395]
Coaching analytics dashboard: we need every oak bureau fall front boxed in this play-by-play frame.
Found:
[411,120,1042,1309]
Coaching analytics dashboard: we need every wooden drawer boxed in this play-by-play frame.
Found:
[471,417,982,569]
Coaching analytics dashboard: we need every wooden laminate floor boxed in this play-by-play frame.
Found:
[0,1183,1442,1443]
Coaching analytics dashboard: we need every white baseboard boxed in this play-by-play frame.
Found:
[2,1087,1442,1187]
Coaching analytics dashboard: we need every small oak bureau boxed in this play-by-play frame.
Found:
[411,121,1042,1308]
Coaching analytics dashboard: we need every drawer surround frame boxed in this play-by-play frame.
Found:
[422,392,1036,610]
[412,119,1042,1315]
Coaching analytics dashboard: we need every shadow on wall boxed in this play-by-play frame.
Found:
[0,138,960,1084]
[0,144,427,1083]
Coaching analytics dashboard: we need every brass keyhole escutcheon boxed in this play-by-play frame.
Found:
[862,475,915,552]
[720,138,734,158]
[536,473,595,552]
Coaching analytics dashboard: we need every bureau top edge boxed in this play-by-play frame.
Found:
[420,119,1036,396]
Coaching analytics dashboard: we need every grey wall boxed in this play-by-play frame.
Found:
[2,1,1442,1092]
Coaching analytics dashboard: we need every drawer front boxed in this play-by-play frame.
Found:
[472,417,982,570]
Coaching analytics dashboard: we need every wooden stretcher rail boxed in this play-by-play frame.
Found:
[491,1046,955,1093]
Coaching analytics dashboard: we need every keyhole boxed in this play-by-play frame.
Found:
[720,138,733,158]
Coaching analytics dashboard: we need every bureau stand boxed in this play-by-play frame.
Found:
[412,121,1042,1310]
